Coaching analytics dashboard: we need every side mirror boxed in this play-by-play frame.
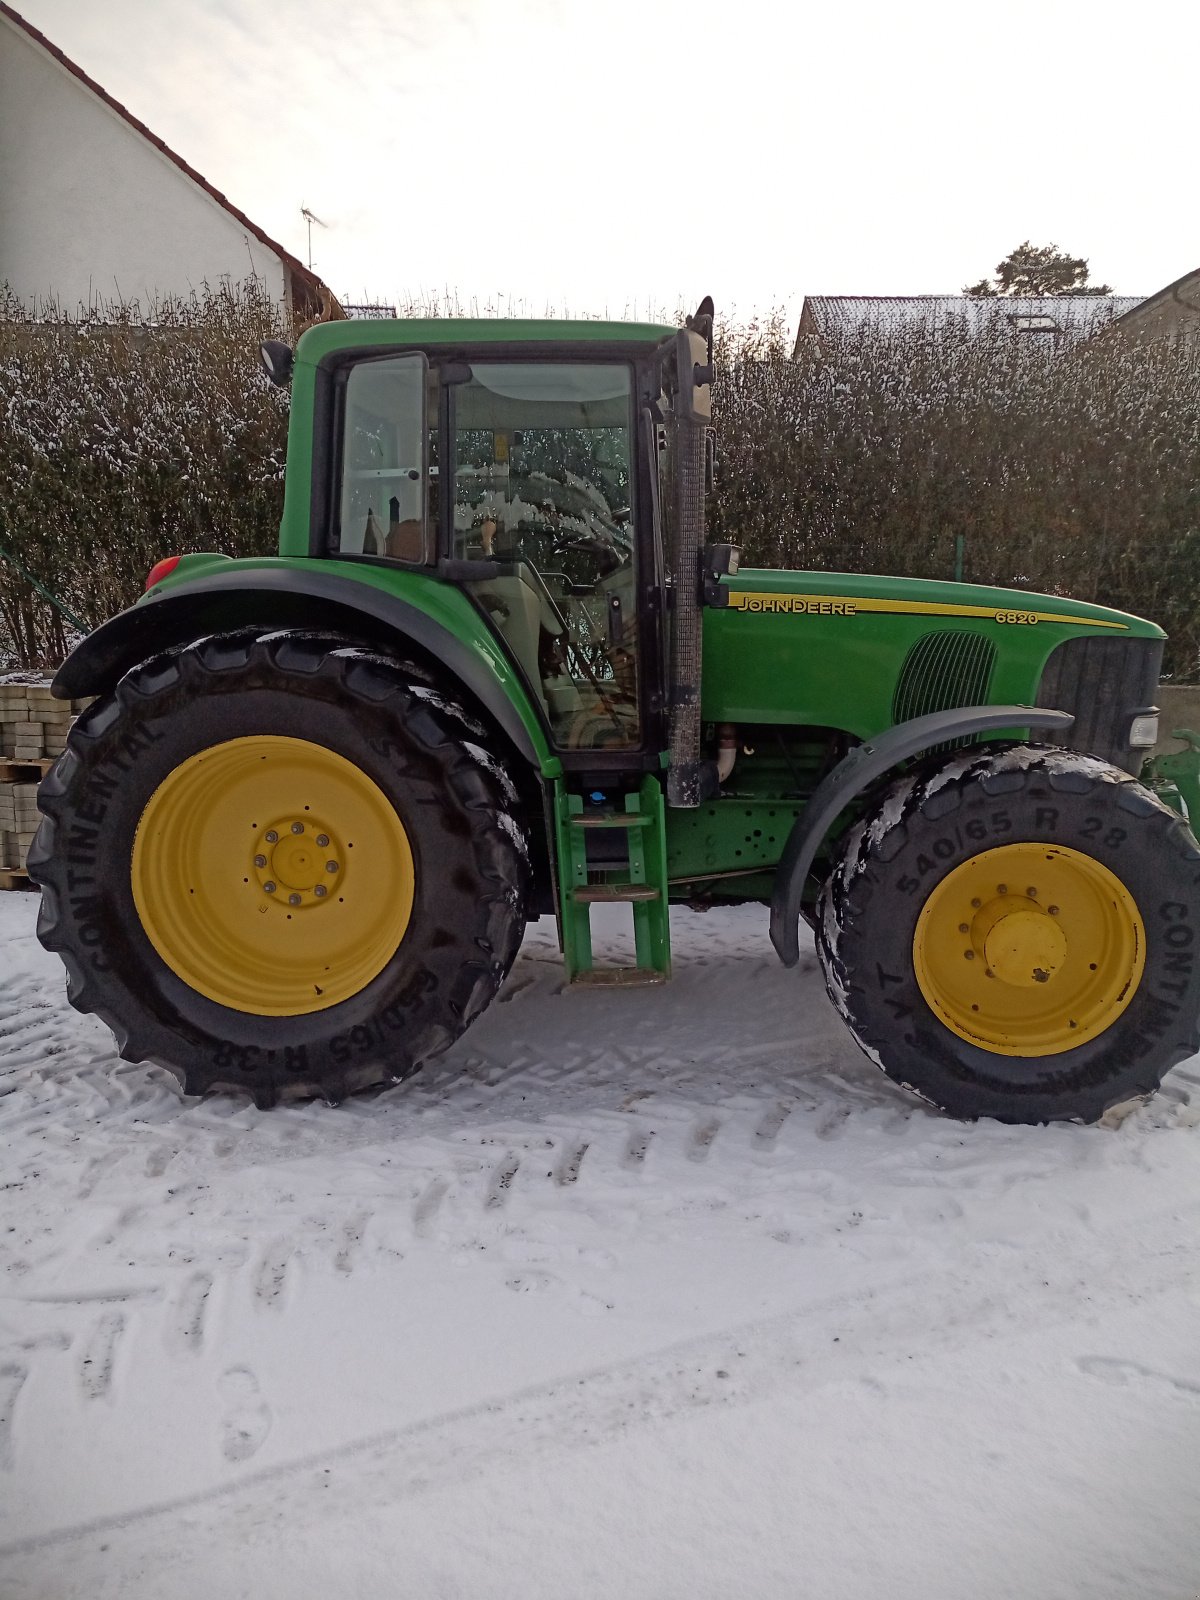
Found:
[259,340,294,387]
[674,296,715,423]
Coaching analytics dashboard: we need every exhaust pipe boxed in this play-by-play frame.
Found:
[666,300,715,810]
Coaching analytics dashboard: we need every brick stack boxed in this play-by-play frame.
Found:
[0,678,88,878]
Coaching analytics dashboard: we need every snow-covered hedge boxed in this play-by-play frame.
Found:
[3,289,1199,679]
[0,280,293,667]
[711,311,1200,678]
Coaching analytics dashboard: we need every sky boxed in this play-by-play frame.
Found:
[13,0,1199,333]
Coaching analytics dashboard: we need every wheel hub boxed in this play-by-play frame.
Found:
[132,735,415,1017]
[913,842,1145,1057]
[252,819,343,905]
[969,894,1068,987]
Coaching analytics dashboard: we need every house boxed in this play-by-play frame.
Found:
[1113,268,1200,347]
[0,3,340,319]
[793,295,1143,355]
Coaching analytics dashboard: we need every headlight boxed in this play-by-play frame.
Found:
[1128,712,1159,748]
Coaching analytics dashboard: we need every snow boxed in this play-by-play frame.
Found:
[3,893,1200,1599]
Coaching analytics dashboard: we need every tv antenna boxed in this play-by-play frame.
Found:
[300,206,328,270]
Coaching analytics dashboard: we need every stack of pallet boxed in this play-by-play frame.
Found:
[0,678,87,885]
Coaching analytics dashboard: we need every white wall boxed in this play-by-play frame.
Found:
[0,15,288,314]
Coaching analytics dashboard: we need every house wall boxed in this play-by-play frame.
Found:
[0,14,287,314]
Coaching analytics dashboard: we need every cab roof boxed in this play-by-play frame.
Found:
[296,317,679,364]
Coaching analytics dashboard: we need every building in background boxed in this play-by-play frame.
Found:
[794,295,1143,354]
[0,2,340,319]
[1113,268,1200,348]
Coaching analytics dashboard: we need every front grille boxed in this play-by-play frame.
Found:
[1036,635,1163,772]
[893,630,997,723]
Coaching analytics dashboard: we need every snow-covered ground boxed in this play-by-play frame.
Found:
[2,892,1199,1600]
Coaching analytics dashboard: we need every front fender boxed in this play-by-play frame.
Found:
[52,565,556,773]
[768,705,1076,967]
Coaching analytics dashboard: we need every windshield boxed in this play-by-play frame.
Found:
[452,362,640,749]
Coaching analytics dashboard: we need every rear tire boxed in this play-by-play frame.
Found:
[29,631,529,1107]
[816,744,1200,1123]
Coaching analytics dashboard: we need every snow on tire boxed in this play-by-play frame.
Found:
[816,743,1200,1124]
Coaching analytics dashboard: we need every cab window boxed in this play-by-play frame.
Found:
[452,362,639,749]
[337,354,433,562]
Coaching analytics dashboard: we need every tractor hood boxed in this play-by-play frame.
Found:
[701,568,1163,738]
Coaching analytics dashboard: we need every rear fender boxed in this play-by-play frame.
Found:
[52,567,554,773]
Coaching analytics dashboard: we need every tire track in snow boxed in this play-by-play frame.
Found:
[1077,1355,1200,1401]
[555,1141,589,1186]
[334,1211,371,1274]
[412,1177,449,1237]
[754,1101,793,1146]
[485,1154,520,1209]
[0,1362,27,1469]
[253,1242,293,1311]
[167,1273,213,1357]
[78,1311,125,1400]
[5,1218,1193,1561]
[687,1118,720,1162]
[623,1127,654,1168]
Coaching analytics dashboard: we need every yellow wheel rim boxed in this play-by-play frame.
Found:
[913,842,1145,1057]
[132,736,415,1016]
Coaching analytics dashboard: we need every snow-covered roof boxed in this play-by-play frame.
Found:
[794,295,1144,353]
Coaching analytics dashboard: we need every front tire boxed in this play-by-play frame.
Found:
[29,632,529,1107]
[816,744,1200,1123]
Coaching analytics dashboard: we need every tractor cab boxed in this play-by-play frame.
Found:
[304,308,717,776]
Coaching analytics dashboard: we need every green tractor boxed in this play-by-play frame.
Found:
[28,303,1200,1122]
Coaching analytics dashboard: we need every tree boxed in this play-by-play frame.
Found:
[963,241,1112,298]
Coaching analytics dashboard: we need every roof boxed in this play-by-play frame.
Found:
[1114,267,1200,329]
[296,318,678,365]
[0,2,340,317]
[795,294,1144,352]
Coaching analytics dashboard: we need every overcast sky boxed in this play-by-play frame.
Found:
[16,0,1198,331]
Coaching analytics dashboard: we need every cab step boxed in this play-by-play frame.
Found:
[554,774,671,984]
[568,812,650,829]
[571,883,661,904]
[572,967,669,988]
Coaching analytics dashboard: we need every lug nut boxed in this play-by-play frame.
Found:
[288,893,301,906]
[971,898,981,909]
[316,834,329,848]
[997,884,1007,895]
[254,854,267,868]
[1048,904,1060,916]
[263,881,276,894]
[1026,887,1038,898]
[291,822,304,835]
[958,922,969,934]
[964,950,975,960]
[265,830,278,844]
[325,860,339,873]
[314,884,327,898]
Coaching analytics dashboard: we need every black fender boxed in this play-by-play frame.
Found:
[768,705,1076,967]
[51,567,544,766]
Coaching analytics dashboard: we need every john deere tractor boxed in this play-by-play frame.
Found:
[28,302,1200,1122]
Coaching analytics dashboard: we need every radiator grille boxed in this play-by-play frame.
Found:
[1036,635,1163,772]
[892,630,997,724]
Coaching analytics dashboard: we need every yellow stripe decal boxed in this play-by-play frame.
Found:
[726,591,1128,630]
